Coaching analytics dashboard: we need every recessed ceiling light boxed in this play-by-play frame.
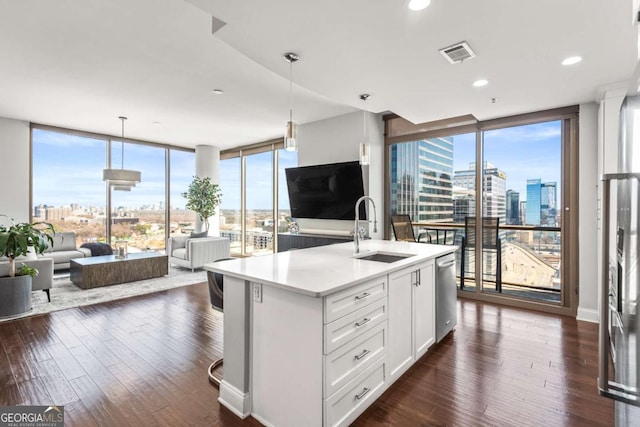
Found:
[212,89,224,95]
[152,121,161,125]
[561,56,582,66]
[473,79,488,87]
[408,0,431,11]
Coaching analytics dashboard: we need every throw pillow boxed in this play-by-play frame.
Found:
[190,230,208,238]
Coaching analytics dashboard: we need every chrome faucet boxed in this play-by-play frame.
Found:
[354,196,378,254]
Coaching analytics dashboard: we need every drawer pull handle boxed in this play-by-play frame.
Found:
[354,349,370,360]
[355,387,371,400]
[355,318,370,328]
[355,292,371,300]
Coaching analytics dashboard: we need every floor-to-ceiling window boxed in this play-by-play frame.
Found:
[246,151,274,255]
[219,142,297,256]
[32,128,108,247]
[169,149,197,237]
[482,121,563,303]
[31,126,196,253]
[278,148,298,232]
[385,107,578,315]
[110,142,167,251]
[219,157,242,256]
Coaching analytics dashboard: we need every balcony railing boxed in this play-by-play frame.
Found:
[413,221,561,303]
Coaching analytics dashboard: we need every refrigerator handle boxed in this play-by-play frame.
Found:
[598,174,611,394]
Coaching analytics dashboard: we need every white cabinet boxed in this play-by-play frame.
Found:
[388,266,414,381]
[414,262,435,359]
[388,260,435,381]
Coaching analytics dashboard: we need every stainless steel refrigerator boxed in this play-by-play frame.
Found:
[600,94,640,426]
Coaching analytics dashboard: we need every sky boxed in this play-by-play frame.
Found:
[32,128,297,211]
[33,120,561,212]
[451,120,562,202]
[32,129,196,210]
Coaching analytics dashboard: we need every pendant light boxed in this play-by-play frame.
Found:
[359,94,371,166]
[283,52,299,152]
[103,116,141,191]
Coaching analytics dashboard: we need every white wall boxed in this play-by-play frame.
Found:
[577,102,599,322]
[0,117,30,223]
[296,111,384,239]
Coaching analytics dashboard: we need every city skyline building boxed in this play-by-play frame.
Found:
[541,182,557,226]
[506,190,520,225]
[390,137,454,222]
[526,179,542,225]
[525,178,557,226]
[453,161,506,224]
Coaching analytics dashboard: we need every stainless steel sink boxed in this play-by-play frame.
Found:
[353,252,414,263]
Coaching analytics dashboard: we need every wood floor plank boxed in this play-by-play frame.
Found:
[67,375,132,427]
[0,281,614,426]
[16,377,53,406]
[33,357,80,405]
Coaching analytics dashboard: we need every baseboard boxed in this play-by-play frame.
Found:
[218,380,251,419]
[577,307,599,323]
[251,412,276,427]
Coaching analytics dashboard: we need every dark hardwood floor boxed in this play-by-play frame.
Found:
[0,283,613,426]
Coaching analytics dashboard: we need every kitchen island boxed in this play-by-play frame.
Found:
[205,239,457,427]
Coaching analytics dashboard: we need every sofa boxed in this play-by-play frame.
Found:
[0,257,54,302]
[37,231,91,271]
[167,235,230,272]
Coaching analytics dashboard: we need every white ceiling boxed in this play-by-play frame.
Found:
[0,0,637,149]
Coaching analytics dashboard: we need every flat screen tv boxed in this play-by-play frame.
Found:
[285,161,366,220]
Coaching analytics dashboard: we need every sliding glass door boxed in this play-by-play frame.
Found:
[482,121,563,303]
[385,108,578,314]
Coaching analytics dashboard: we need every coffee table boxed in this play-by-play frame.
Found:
[70,252,169,289]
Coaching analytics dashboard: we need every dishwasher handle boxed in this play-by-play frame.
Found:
[437,259,455,269]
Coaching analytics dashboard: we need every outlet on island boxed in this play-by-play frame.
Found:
[253,283,262,303]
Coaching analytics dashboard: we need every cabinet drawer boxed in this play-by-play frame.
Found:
[324,277,387,324]
[324,357,386,427]
[324,298,386,354]
[324,322,386,398]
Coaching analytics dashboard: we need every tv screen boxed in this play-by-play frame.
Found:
[285,161,366,220]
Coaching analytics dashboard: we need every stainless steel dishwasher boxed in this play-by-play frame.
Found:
[435,253,457,342]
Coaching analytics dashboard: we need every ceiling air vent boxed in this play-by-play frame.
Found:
[439,41,476,64]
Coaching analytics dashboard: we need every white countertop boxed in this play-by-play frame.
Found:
[204,240,457,297]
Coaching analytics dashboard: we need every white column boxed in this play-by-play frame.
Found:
[195,145,221,236]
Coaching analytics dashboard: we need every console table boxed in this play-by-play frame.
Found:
[70,252,168,289]
[277,232,352,252]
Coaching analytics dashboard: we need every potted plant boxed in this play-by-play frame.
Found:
[0,215,54,317]
[182,176,222,235]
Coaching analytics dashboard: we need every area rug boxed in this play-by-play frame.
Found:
[1,268,207,322]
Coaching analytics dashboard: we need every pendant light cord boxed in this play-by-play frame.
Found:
[361,94,369,141]
[120,117,125,170]
[289,59,293,123]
